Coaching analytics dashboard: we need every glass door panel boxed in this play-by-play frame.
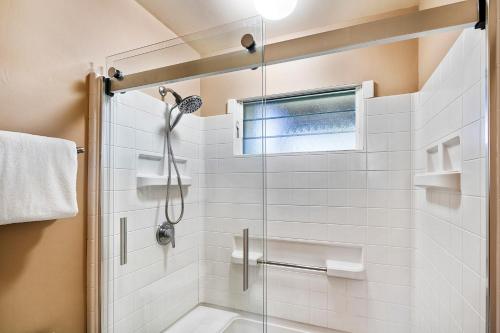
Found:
[101,17,266,333]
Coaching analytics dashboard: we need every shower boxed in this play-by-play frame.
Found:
[156,86,202,247]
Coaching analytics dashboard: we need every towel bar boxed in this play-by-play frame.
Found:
[77,147,85,154]
[256,259,327,272]
[256,259,365,279]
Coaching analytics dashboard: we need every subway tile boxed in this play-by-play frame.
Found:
[115,125,135,148]
[367,133,389,152]
[328,225,366,244]
[114,147,136,170]
[462,266,481,313]
[462,82,481,125]
[367,208,388,227]
[390,113,411,132]
[389,131,411,151]
[135,130,153,151]
[367,171,388,189]
[367,152,388,170]
[462,196,481,235]
[366,97,387,115]
[462,121,481,161]
[366,227,389,245]
[461,159,481,196]
[368,115,389,134]
[115,103,137,128]
[389,152,411,170]
[387,94,412,113]
[462,230,481,274]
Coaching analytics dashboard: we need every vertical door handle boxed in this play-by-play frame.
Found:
[120,217,127,265]
[243,228,249,291]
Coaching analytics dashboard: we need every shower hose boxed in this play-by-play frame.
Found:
[164,106,184,225]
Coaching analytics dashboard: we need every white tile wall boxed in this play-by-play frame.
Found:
[101,28,487,333]
[412,28,487,333]
[198,114,266,317]
[102,91,202,333]
[199,93,413,332]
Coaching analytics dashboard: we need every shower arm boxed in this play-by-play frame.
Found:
[159,87,183,130]
[159,87,183,104]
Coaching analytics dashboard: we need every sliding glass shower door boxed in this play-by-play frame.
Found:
[100,17,267,333]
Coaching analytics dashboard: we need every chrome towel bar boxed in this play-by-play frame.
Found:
[257,259,327,273]
[77,147,85,154]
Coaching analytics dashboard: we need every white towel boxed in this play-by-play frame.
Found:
[0,131,78,225]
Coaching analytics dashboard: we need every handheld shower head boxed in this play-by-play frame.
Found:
[157,87,203,230]
[178,95,203,114]
[170,95,202,130]
[159,86,203,130]
[158,86,202,114]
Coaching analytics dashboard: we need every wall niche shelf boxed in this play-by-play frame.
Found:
[231,236,365,280]
[414,171,461,190]
[137,174,192,187]
[414,135,461,191]
[136,151,191,188]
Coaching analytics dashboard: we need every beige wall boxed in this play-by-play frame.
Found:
[198,3,467,117]
[200,39,419,116]
[418,0,462,88]
[418,31,461,88]
[199,1,467,116]
[0,1,172,332]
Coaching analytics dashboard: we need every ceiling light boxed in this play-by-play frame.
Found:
[254,0,297,20]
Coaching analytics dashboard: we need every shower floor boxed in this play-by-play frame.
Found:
[163,305,342,333]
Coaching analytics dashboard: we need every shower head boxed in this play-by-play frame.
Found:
[178,95,203,114]
[159,86,203,130]
[158,86,202,113]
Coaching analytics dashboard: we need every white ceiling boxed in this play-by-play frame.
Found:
[136,0,420,39]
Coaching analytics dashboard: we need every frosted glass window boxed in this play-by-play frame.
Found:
[243,89,358,154]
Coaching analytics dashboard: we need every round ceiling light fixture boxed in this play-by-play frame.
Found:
[254,0,298,20]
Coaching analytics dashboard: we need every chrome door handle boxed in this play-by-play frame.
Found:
[243,228,249,291]
[120,217,127,265]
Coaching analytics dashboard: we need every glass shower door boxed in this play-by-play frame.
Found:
[101,17,267,333]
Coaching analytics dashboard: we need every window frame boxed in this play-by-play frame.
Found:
[229,81,373,156]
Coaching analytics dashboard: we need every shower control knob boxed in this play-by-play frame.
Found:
[156,222,175,248]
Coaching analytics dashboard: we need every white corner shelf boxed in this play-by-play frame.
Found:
[414,171,461,191]
[137,174,192,187]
